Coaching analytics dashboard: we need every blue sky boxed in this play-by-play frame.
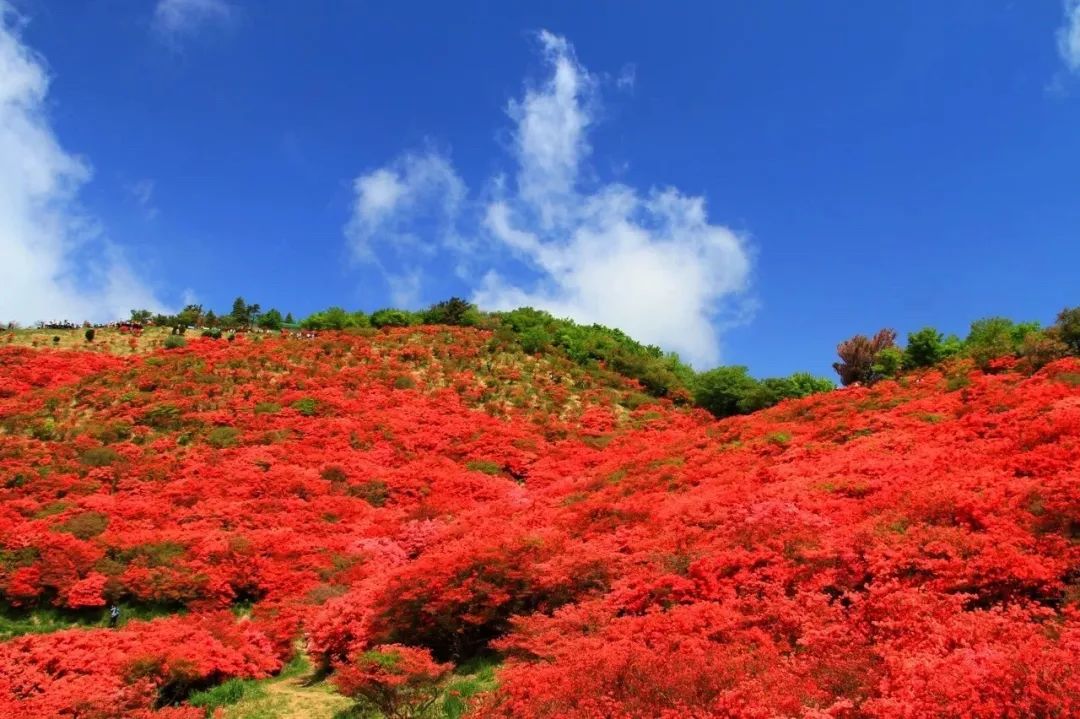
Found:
[2,1,1079,374]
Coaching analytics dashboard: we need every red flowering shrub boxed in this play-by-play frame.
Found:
[333,643,451,718]
[0,332,1077,716]
[0,613,277,716]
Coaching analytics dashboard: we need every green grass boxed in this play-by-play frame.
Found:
[465,460,502,476]
[440,657,499,719]
[190,678,266,715]
[0,601,183,640]
[0,606,96,639]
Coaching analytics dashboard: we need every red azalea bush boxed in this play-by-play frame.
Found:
[0,612,277,717]
[0,330,1077,716]
[332,643,451,718]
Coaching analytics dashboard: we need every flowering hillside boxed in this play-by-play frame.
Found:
[0,327,1077,718]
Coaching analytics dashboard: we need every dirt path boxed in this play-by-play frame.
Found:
[223,669,353,719]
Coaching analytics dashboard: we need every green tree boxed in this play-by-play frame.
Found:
[129,309,152,324]
[371,308,420,328]
[693,366,759,418]
[785,372,835,397]
[423,297,480,326]
[903,327,945,369]
[1018,330,1069,371]
[257,308,284,331]
[735,373,834,413]
[230,297,251,326]
[965,317,1028,369]
[872,346,904,379]
[284,312,294,324]
[301,306,364,330]
[176,304,203,327]
[1052,306,1080,355]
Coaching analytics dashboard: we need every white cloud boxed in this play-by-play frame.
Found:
[346,151,464,261]
[476,33,751,367]
[127,178,159,219]
[153,0,233,41]
[616,63,636,91]
[507,30,595,229]
[344,31,753,366]
[387,269,423,308]
[0,4,165,324]
[1060,1,1080,73]
[476,187,751,368]
[344,150,465,304]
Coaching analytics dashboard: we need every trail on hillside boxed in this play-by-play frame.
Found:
[225,671,352,719]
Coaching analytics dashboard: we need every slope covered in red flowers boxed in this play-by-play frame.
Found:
[0,327,1077,718]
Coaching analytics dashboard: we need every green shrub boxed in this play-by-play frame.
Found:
[872,346,904,379]
[5,473,28,489]
[301,306,370,330]
[466,460,502,475]
[118,541,186,567]
[256,308,284,331]
[349,480,390,507]
[80,446,120,467]
[965,317,1024,369]
[494,307,695,399]
[140,404,183,430]
[30,418,57,441]
[1018,330,1069,371]
[291,398,318,416]
[206,426,240,449]
[693,366,758,418]
[84,328,95,342]
[735,373,834,414]
[903,327,947,369]
[393,375,417,390]
[163,335,186,350]
[253,402,280,415]
[765,431,792,446]
[1053,306,1080,355]
[320,465,348,484]
[370,308,420,328]
[423,297,481,326]
[88,421,132,444]
[54,511,109,539]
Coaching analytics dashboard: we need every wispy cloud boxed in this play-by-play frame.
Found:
[1060,1,1080,73]
[152,0,233,43]
[0,3,166,324]
[345,149,466,265]
[127,178,159,219]
[344,32,753,366]
[507,31,596,230]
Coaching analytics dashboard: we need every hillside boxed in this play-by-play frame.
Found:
[0,326,1078,718]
